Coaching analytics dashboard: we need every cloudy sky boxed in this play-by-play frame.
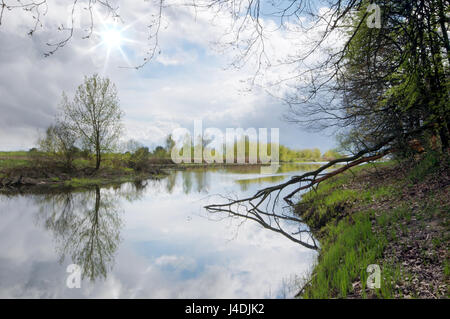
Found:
[0,0,336,152]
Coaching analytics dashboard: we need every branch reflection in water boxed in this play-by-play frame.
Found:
[33,181,149,282]
[28,165,319,285]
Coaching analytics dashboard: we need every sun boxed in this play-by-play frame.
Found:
[101,28,123,49]
[87,10,142,69]
[87,7,154,68]
[90,23,135,70]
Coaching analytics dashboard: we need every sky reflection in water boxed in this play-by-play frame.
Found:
[0,164,318,298]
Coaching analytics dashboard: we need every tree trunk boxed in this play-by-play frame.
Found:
[439,126,449,151]
[95,133,101,170]
[437,0,450,64]
[96,151,101,170]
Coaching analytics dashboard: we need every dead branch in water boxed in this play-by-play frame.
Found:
[204,125,434,249]
[204,146,391,250]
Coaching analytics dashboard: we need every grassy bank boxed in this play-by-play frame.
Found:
[0,150,276,192]
[297,153,449,298]
[0,151,167,192]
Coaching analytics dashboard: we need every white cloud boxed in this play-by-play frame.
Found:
[0,0,337,151]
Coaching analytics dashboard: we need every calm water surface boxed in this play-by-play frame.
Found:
[0,164,319,298]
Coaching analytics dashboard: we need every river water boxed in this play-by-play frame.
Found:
[0,164,319,298]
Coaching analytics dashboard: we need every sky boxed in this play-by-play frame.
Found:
[0,0,337,152]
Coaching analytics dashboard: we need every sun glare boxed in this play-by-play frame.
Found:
[89,12,140,69]
[101,29,123,48]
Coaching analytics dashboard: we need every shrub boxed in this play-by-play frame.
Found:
[128,147,150,171]
[408,151,441,183]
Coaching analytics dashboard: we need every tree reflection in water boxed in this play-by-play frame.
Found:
[33,184,147,282]
[29,166,320,283]
[163,170,211,194]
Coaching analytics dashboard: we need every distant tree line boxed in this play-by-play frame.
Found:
[143,134,342,163]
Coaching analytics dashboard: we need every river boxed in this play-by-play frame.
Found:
[0,163,320,298]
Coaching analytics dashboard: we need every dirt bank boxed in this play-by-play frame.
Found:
[297,153,449,298]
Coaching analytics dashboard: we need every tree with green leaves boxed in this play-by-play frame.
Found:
[165,134,176,154]
[38,122,78,169]
[330,0,450,155]
[206,0,450,248]
[129,147,150,171]
[61,74,123,170]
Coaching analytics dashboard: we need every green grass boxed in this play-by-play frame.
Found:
[303,205,412,299]
[297,162,398,232]
[407,151,442,183]
[444,259,450,279]
[64,178,105,187]
[63,176,138,188]
[299,161,417,298]
[0,151,30,157]
[72,158,91,168]
[62,171,165,188]
[0,151,167,192]
[0,159,32,169]
[303,211,387,298]
[0,151,166,174]
[371,185,399,200]
[377,264,405,298]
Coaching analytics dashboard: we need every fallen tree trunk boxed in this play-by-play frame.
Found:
[204,125,431,248]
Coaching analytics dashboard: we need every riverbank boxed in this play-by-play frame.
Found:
[0,150,326,193]
[0,151,169,192]
[296,152,449,298]
[0,164,167,193]
[0,155,274,193]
